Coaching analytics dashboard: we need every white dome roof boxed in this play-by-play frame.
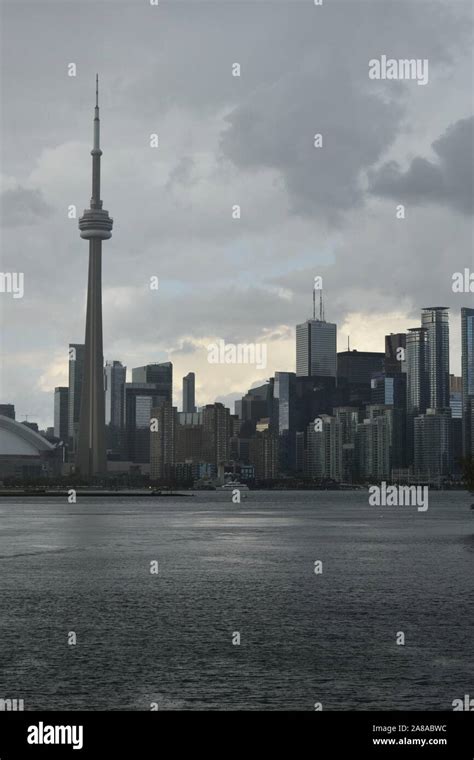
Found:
[0,415,54,457]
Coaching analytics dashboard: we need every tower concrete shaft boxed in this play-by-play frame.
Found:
[76,76,113,477]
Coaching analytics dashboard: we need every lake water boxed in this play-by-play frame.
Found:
[0,490,472,710]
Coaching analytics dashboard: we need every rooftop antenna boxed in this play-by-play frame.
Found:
[312,285,316,320]
[348,335,350,351]
[319,289,325,321]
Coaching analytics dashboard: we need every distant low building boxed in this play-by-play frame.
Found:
[0,415,62,479]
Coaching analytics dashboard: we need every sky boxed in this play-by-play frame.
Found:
[0,0,473,428]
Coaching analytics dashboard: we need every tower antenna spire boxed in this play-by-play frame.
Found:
[96,73,99,108]
[312,284,316,320]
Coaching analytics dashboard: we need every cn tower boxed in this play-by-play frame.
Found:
[76,75,113,477]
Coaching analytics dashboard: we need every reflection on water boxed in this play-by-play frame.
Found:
[0,490,472,710]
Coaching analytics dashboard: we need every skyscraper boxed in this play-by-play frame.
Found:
[68,343,84,454]
[385,333,407,374]
[273,371,297,472]
[337,350,385,386]
[132,363,172,403]
[76,76,113,477]
[461,307,474,458]
[125,383,163,463]
[296,319,337,378]
[421,307,450,410]
[105,361,126,428]
[202,403,230,468]
[406,327,429,465]
[54,387,69,442]
[182,372,196,413]
[414,409,452,480]
[150,400,177,480]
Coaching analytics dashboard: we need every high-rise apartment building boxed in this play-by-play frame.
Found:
[414,408,452,480]
[421,307,450,410]
[150,400,177,480]
[202,403,230,468]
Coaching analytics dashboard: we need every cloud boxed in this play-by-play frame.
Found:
[0,185,53,227]
[0,0,472,428]
[369,116,474,214]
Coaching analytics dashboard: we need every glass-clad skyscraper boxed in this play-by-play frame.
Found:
[296,319,337,378]
[421,307,450,410]
[461,307,474,457]
[105,360,126,428]
[406,327,429,464]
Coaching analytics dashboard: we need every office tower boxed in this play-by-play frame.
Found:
[68,343,85,455]
[132,363,172,403]
[296,320,337,378]
[125,383,163,463]
[414,409,452,480]
[249,430,278,480]
[385,333,407,374]
[295,375,336,433]
[150,400,177,480]
[274,372,297,472]
[105,361,126,428]
[356,406,393,481]
[421,307,450,410]
[461,307,474,458]
[76,77,113,477]
[0,404,15,420]
[182,372,196,413]
[202,403,230,468]
[54,387,69,442]
[406,327,429,465]
[337,350,385,386]
[176,412,203,463]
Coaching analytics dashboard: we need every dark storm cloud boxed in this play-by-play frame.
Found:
[0,0,472,427]
[220,69,402,223]
[369,117,474,215]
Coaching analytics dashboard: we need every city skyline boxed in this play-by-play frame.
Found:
[0,1,472,431]
[1,296,472,430]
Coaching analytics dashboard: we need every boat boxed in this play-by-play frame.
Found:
[220,481,249,491]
